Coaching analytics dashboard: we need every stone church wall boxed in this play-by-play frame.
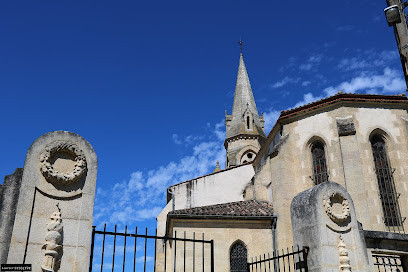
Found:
[254,105,408,250]
[156,219,274,272]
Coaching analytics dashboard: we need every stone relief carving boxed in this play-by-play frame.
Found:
[40,141,87,185]
[323,191,350,224]
[338,235,352,272]
[336,117,356,136]
[41,204,63,272]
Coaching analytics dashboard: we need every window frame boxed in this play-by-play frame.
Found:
[370,133,405,232]
[310,140,329,185]
[229,240,248,272]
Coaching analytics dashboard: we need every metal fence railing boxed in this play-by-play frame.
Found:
[89,224,214,272]
[247,246,309,272]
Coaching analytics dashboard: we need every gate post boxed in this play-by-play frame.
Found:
[291,182,370,271]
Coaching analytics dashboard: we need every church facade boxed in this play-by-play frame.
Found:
[156,53,408,271]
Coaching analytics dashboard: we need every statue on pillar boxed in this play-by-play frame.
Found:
[41,204,63,272]
[338,235,352,272]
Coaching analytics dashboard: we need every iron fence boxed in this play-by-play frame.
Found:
[247,246,308,272]
[89,224,214,272]
[373,254,406,272]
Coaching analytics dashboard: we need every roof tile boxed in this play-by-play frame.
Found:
[168,200,274,217]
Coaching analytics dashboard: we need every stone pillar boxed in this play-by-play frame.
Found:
[336,117,370,226]
[291,182,370,272]
[0,168,23,264]
[6,131,97,272]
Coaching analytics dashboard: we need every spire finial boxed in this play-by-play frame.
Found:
[238,40,243,54]
[213,160,221,173]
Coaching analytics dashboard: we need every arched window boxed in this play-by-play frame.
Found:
[246,116,250,130]
[230,241,247,272]
[311,141,328,185]
[370,135,403,230]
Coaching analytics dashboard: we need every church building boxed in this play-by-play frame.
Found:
[156,52,408,271]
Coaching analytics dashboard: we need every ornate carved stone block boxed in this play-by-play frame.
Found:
[7,131,97,272]
[291,181,370,271]
[336,117,356,136]
[39,141,87,186]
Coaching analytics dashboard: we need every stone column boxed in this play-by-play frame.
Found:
[336,117,370,226]
[6,131,97,272]
[291,182,370,272]
[0,168,23,264]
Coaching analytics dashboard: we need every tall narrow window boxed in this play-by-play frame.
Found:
[311,141,328,185]
[230,241,247,272]
[246,116,250,129]
[371,135,404,231]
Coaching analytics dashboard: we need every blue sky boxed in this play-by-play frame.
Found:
[0,0,405,240]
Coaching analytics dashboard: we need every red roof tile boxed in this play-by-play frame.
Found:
[168,200,274,217]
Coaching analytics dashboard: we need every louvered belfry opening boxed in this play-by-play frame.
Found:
[230,241,248,272]
[371,135,405,233]
[312,141,329,185]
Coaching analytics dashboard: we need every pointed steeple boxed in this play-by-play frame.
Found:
[224,52,266,168]
[231,53,259,121]
[225,53,265,140]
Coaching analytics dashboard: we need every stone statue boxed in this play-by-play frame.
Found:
[41,204,63,272]
[338,235,351,272]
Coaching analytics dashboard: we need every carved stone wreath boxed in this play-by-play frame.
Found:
[39,141,87,185]
[322,191,350,223]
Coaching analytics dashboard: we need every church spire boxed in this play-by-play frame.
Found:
[231,53,260,123]
[224,52,265,168]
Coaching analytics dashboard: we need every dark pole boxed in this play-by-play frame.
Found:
[89,226,96,272]
[386,0,408,90]
[302,247,309,272]
[210,240,215,272]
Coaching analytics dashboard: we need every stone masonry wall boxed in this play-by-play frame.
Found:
[0,168,23,264]
[253,105,408,250]
[156,219,274,272]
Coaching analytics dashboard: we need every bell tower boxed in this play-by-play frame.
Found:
[224,53,265,168]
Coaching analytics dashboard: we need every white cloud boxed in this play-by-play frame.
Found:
[308,54,323,63]
[263,110,280,133]
[172,134,181,144]
[284,66,405,111]
[185,135,204,144]
[271,77,291,88]
[94,123,226,228]
[337,50,399,71]
[323,67,405,96]
[292,93,324,108]
[302,81,311,87]
[299,54,323,71]
[299,63,313,71]
[214,121,226,141]
[271,77,300,88]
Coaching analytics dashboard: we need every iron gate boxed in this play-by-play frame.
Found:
[89,224,214,272]
[247,246,309,272]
